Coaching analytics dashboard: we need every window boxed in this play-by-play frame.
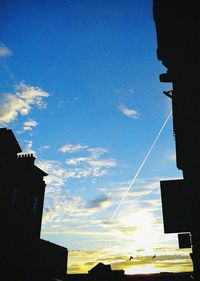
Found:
[12,188,17,204]
[33,196,38,211]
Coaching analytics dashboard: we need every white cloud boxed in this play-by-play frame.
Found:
[118,104,139,119]
[37,150,116,190]
[58,144,88,153]
[66,157,88,165]
[36,160,65,187]
[42,189,85,223]
[41,186,113,225]
[0,44,12,58]
[23,119,38,131]
[0,82,49,125]
[39,145,50,151]
[88,147,108,158]
[66,157,115,169]
[88,158,116,168]
[36,146,116,225]
[34,143,116,227]
[65,145,116,177]
[18,140,36,156]
[40,171,183,268]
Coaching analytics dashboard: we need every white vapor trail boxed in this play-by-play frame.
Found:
[110,111,172,221]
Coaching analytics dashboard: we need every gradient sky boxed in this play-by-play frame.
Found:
[0,0,192,274]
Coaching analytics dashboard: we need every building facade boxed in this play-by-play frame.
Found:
[0,128,68,281]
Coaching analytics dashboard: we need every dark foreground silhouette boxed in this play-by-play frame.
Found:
[0,128,67,281]
[65,271,193,281]
[153,0,200,279]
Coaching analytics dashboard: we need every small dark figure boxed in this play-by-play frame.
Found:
[152,254,156,259]
[129,256,134,261]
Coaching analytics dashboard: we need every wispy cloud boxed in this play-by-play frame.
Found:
[166,150,176,162]
[88,147,108,158]
[37,158,114,188]
[41,185,114,225]
[0,82,49,125]
[118,104,139,119]
[66,157,116,175]
[58,144,88,153]
[0,44,12,58]
[39,145,50,151]
[41,176,162,240]
[36,160,65,187]
[65,145,116,177]
[42,189,85,223]
[37,155,115,225]
[23,119,38,131]
[40,172,161,228]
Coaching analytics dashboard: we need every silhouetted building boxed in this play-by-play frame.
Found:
[0,128,68,281]
[153,0,200,279]
[88,263,124,281]
[89,262,112,278]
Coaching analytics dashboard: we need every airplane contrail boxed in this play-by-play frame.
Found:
[110,111,172,221]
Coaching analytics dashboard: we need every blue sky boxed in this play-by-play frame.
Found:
[0,0,192,274]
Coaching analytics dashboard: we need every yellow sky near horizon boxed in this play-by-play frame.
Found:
[67,246,192,274]
[67,245,193,274]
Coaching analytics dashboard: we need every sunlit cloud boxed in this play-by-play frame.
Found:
[42,190,85,223]
[37,147,116,226]
[41,176,165,252]
[0,43,12,58]
[0,82,49,125]
[37,141,188,276]
[41,187,115,226]
[40,175,165,232]
[105,178,161,211]
[39,166,192,275]
[41,185,113,225]
[118,104,139,119]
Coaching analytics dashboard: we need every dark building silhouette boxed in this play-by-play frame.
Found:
[88,262,112,280]
[153,0,200,279]
[0,128,67,281]
[88,263,124,281]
